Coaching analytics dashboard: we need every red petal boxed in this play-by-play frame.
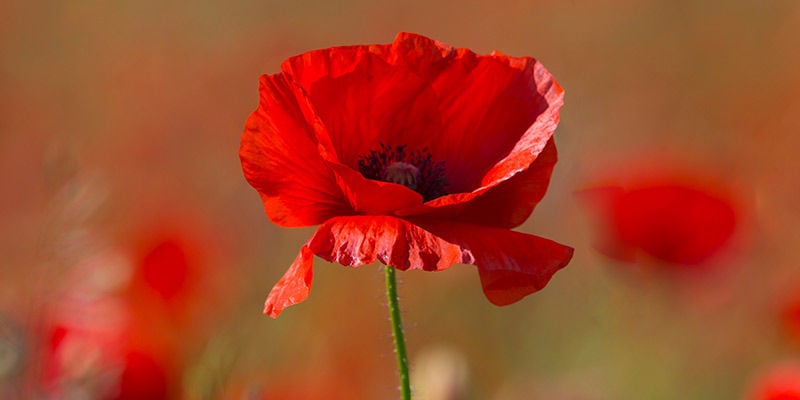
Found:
[745,361,800,400]
[394,138,557,229]
[308,216,472,271]
[427,51,564,194]
[140,238,189,301]
[420,138,559,228]
[264,216,572,317]
[240,74,352,227]
[264,216,469,318]
[117,351,170,400]
[574,186,637,261]
[579,180,738,266]
[282,41,445,168]
[421,221,573,306]
[264,245,314,318]
[280,32,563,196]
[614,185,736,265]
[781,291,800,345]
[327,161,424,215]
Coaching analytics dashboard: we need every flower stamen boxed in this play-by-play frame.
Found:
[358,143,447,201]
[383,162,420,191]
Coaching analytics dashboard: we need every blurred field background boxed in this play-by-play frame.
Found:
[2,0,800,399]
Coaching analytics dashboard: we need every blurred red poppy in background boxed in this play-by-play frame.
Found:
[139,238,191,302]
[45,320,173,400]
[744,361,800,400]
[42,216,222,400]
[579,170,738,267]
[240,32,573,317]
[780,290,800,346]
[126,222,219,324]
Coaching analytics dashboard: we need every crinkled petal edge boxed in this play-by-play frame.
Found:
[264,216,573,317]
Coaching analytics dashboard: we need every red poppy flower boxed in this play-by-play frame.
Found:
[44,314,174,400]
[240,32,573,318]
[115,350,170,400]
[138,237,190,300]
[578,174,738,266]
[745,361,800,400]
[130,225,203,306]
[780,290,800,345]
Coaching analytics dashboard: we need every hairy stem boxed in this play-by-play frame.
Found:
[385,265,411,399]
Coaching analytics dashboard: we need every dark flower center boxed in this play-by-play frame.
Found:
[357,143,447,201]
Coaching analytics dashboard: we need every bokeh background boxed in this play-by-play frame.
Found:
[2,0,800,399]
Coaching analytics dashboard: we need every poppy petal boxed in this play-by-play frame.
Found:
[240,74,352,227]
[308,216,473,272]
[399,138,559,228]
[280,32,563,196]
[427,50,564,194]
[420,221,573,306]
[453,138,558,228]
[578,179,738,266]
[327,161,424,215]
[614,184,737,265]
[263,216,572,317]
[263,216,471,318]
[263,245,314,318]
[282,44,444,168]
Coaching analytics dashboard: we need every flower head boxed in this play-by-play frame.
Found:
[578,166,738,267]
[240,32,572,317]
[780,289,800,346]
[745,361,800,400]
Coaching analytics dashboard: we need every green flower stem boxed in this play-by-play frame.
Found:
[385,265,411,400]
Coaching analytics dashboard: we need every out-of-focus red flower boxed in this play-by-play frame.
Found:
[139,238,190,301]
[42,216,223,400]
[129,226,202,312]
[745,361,800,400]
[579,174,738,267]
[780,290,800,345]
[43,314,175,400]
[240,32,573,317]
[125,217,227,330]
[115,350,170,400]
[42,295,179,399]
